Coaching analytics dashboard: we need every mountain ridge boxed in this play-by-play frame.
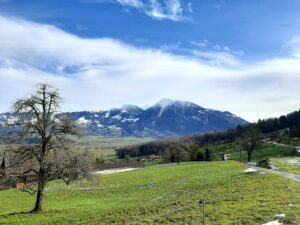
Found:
[0,99,248,138]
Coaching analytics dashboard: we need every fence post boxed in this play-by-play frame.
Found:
[199,199,205,225]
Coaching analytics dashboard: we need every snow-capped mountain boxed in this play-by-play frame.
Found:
[0,99,248,138]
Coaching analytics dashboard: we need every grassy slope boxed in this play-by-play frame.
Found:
[270,157,300,175]
[1,161,300,225]
[229,145,294,162]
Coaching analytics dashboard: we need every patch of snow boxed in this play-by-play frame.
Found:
[155,98,193,117]
[155,98,177,108]
[244,168,257,173]
[225,111,238,119]
[286,159,300,166]
[262,220,282,225]
[112,114,122,120]
[31,118,38,123]
[108,125,122,130]
[121,104,141,112]
[246,162,257,166]
[97,124,104,128]
[121,118,139,123]
[105,112,110,118]
[247,162,257,166]
[270,164,280,170]
[192,115,201,121]
[7,116,18,125]
[77,117,90,125]
[275,214,285,218]
[224,154,231,161]
[93,168,138,175]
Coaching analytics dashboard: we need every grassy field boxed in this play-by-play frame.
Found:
[0,136,153,163]
[270,157,300,175]
[71,135,152,149]
[229,145,294,162]
[71,136,153,162]
[1,161,300,225]
[277,137,300,147]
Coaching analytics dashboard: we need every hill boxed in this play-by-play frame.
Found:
[115,109,300,160]
[0,162,299,224]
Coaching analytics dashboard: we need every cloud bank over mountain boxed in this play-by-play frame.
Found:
[0,15,300,121]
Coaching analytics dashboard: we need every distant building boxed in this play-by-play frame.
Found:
[149,155,161,161]
[0,155,37,189]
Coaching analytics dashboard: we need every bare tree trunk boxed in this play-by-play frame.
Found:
[32,179,46,213]
[247,151,252,162]
[32,168,47,213]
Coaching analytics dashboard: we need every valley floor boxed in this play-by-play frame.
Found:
[0,161,300,225]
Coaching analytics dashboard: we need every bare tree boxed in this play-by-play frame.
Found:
[5,84,90,213]
[240,125,262,162]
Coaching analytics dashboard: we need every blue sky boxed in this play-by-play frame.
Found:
[0,0,300,121]
[2,0,300,61]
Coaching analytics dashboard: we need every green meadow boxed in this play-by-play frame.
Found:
[1,161,300,225]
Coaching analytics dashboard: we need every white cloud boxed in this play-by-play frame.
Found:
[117,0,143,8]
[187,2,192,13]
[116,0,189,21]
[76,24,88,31]
[192,50,241,67]
[0,16,300,122]
[190,40,208,48]
[285,36,300,57]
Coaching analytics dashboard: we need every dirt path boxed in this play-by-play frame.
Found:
[249,165,300,183]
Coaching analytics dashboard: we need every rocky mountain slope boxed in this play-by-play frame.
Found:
[0,99,248,138]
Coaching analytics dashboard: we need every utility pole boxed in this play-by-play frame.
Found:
[199,199,205,225]
[240,148,242,162]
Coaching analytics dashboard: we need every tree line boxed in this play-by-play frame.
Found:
[116,109,300,162]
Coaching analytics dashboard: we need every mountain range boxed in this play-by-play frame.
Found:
[0,99,248,138]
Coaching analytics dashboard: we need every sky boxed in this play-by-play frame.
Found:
[0,0,300,121]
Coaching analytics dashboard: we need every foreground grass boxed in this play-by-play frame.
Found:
[271,157,300,175]
[1,161,300,225]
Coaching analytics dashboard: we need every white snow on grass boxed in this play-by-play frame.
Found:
[269,164,280,170]
[93,168,138,175]
[286,159,300,166]
[244,168,257,173]
[275,214,285,218]
[224,154,231,161]
[262,220,282,225]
